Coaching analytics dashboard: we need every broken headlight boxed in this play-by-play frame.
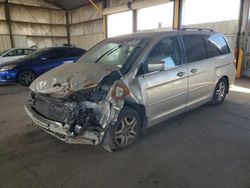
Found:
[111,82,130,100]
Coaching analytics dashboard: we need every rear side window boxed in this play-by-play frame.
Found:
[182,34,207,63]
[24,49,35,55]
[4,49,24,57]
[43,49,67,60]
[204,34,230,58]
[69,48,84,57]
[54,48,67,59]
[49,48,67,59]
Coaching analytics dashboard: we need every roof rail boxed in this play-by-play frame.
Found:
[180,28,215,32]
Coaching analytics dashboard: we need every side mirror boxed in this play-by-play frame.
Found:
[147,60,164,72]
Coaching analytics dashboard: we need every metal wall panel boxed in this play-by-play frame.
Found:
[13,35,27,47]
[70,33,104,50]
[27,36,67,48]
[10,19,66,37]
[69,3,104,49]
[0,21,9,34]
[9,0,59,9]
[109,0,168,8]
[70,19,103,36]
[0,35,11,51]
[69,3,102,24]
[0,4,5,20]
[0,0,67,49]
[10,4,66,24]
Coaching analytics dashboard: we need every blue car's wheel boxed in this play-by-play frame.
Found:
[17,70,36,86]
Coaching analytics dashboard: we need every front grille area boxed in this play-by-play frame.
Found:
[33,94,73,123]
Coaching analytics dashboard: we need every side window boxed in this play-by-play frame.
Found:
[4,50,17,57]
[44,49,67,60]
[143,36,182,73]
[16,49,24,56]
[24,49,35,55]
[4,49,25,57]
[204,34,230,58]
[54,49,67,59]
[182,35,207,63]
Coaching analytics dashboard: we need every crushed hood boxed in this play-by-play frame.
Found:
[30,62,119,97]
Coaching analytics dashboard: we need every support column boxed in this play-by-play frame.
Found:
[133,9,137,33]
[236,0,250,78]
[4,0,14,48]
[66,10,71,45]
[173,0,182,30]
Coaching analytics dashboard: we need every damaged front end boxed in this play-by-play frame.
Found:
[25,69,130,145]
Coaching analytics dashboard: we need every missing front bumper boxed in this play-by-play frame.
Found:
[24,104,102,145]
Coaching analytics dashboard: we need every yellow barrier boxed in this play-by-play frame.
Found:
[236,48,243,79]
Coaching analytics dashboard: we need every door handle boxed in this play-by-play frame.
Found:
[191,69,198,73]
[177,72,185,77]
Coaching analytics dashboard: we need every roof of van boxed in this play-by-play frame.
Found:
[108,29,218,40]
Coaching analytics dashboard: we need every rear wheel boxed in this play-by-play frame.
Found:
[211,77,228,105]
[102,107,141,152]
[17,70,36,86]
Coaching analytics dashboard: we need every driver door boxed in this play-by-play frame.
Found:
[140,35,188,126]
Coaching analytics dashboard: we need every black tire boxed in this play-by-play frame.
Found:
[102,107,141,152]
[210,77,228,106]
[17,70,36,86]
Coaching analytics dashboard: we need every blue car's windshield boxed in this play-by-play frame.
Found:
[21,49,47,60]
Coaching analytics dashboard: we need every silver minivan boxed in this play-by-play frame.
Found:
[25,29,236,151]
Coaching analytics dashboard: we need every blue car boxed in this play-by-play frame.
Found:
[0,46,86,86]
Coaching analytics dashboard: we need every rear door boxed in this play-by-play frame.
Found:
[139,35,188,126]
[182,34,215,109]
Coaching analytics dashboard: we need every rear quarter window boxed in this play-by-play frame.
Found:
[182,34,207,63]
[203,34,230,58]
[69,48,84,57]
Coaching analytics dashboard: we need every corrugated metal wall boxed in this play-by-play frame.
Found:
[68,2,105,50]
[0,1,11,51]
[0,0,67,51]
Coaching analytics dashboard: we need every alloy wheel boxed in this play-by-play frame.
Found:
[19,71,35,86]
[215,81,226,102]
[114,116,137,147]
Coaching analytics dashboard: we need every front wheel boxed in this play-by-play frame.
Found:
[102,107,141,152]
[210,77,228,105]
[17,70,36,86]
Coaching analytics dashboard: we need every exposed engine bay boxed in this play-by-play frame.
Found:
[28,70,129,144]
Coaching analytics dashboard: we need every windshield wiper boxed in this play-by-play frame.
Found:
[94,41,129,63]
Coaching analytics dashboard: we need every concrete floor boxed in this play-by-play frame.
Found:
[0,79,250,188]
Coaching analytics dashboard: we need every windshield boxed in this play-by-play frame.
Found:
[21,49,47,60]
[78,39,143,67]
[0,49,9,56]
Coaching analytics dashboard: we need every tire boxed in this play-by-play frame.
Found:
[210,77,228,106]
[102,107,141,152]
[17,70,36,86]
